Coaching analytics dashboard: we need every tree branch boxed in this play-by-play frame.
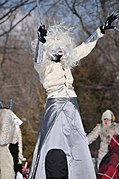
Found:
[64,0,91,35]
[0,5,37,37]
[0,0,30,21]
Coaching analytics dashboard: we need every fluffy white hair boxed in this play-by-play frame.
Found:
[32,23,77,68]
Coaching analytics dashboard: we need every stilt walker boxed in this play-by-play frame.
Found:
[29,12,119,179]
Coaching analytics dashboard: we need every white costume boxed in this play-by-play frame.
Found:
[11,112,26,163]
[29,25,104,179]
[0,108,25,179]
[0,108,18,179]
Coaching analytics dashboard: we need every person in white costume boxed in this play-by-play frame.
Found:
[0,105,18,179]
[29,13,119,179]
[0,100,26,179]
[87,109,119,169]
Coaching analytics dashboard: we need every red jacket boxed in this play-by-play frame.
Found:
[97,134,119,179]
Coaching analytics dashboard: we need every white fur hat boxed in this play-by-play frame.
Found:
[101,109,115,121]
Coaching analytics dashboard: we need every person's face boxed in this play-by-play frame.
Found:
[50,48,63,62]
[103,118,111,125]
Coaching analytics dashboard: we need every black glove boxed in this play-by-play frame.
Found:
[37,25,47,43]
[100,12,119,34]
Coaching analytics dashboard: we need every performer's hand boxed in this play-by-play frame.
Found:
[100,12,119,34]
[37,25,47,43]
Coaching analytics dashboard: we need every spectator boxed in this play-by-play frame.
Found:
[97,134,119,179]
[87,109,119,169]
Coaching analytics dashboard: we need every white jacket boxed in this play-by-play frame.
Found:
[34,28,103,99]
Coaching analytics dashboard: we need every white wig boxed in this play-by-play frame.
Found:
[31,23,77,68]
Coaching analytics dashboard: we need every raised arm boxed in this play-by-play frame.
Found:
[33,25,47,64]
[71,12,119,65]
[71,28,103,64]
[87,124,101,144]
[32,12,119,69]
